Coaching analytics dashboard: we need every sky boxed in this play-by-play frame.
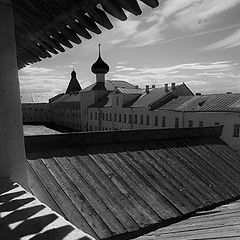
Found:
[19,0,240,95]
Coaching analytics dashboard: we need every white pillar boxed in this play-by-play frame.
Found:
[0,1,27,188]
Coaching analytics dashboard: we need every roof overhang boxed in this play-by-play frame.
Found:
[12,0,159,69]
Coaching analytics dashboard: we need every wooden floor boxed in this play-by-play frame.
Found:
[135,199,240,239]
[26,129,240,240]
[0,178,94,240]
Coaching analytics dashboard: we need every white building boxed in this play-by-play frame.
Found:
[21,92,52,123]
[156,94,240,152]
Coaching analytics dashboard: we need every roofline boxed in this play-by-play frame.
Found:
[25,126,223,153]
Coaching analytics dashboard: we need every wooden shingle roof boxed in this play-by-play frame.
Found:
[12,0,159,69]
[135,199,240,239]
[25,126,240,240]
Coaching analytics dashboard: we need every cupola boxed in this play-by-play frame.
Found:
[91,44,109,77]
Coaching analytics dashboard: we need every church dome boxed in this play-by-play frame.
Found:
[91,44,109,74]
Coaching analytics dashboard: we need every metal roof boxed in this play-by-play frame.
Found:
[12,0,159,69]
[116,88,144,95]
[52,92,81,103]
[81,80,135,92]
[25,126,240,240]
[20,92,54,103]
[158,93,240,112]
[135,198,240,240]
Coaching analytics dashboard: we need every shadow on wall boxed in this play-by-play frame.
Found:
[0,179,88,240]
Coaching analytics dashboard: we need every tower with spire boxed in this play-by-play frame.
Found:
[65,70,82,94]
[91,43,109,90]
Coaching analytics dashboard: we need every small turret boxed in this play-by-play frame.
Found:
[65,70,82,94]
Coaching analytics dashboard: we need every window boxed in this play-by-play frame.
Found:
[116,97,119,105]
[109,113,112,121]
[90,112,93,119]
[162,116,166,127]
[95,112,97,120]
[124,114,127,123]
[175,117,179,128]
[199,121,203,127]
[106,113,108,121]
[119,114,121,122]
[134,114,138,124]
[102,113,105,120]
[140,115,143,124]
[215,122,220,126]
[154,116,158,126]
[189,120,193,128]
[114,114,117,121]
[233,124,240,137]
[146,115,149,125]
[129,115,132,123]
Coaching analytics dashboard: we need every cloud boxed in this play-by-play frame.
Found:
[19,66,53,75]
[161,0,240,30]
[202,28,240,51]
[111,61,240,94]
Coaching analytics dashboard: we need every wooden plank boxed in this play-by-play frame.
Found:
[88,143,173,220]
[193,138,240,188]
[41,155,113,239]
[134,141,207,209]
[63,147,139,232]
[183,138,240,196]
[84,145,161,226]
[27,161,65,217]
[144,141,219,205]
[163,139,233,200]
[201,138,240,176]
[27,153,98,239]
[149,140,223,203]
[50,148,128,235]
[99,145,181,219]
[157,224,240,239]
[69,147,153,229]
[112,142,196,215]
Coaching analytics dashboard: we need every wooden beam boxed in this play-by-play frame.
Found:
[49,29,73,48]
[140,0,159,8]
[41,35,65,52]
[118,0,142,16]
[58,26,82,44]
[85,6,113,30]
[66,18,92,39]
[99,0,127,21]
[38,39,58,54]
[74,11,101,34]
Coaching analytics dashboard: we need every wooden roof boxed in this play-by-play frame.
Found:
[25,126,240,240]
[135,199,240,239]
[12,0,159,69]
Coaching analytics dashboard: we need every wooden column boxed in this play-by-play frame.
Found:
[0,0,27,188]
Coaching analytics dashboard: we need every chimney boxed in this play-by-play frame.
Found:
[171,82,176,90]
[196,93,201,96]
[135,85,138,89]
[145,85,149,94]
[152,85,155,89]
[165,83,169,92]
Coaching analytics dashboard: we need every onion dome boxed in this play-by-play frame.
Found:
[91,44,109,74]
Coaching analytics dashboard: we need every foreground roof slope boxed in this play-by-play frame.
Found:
[25,126,240,240]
